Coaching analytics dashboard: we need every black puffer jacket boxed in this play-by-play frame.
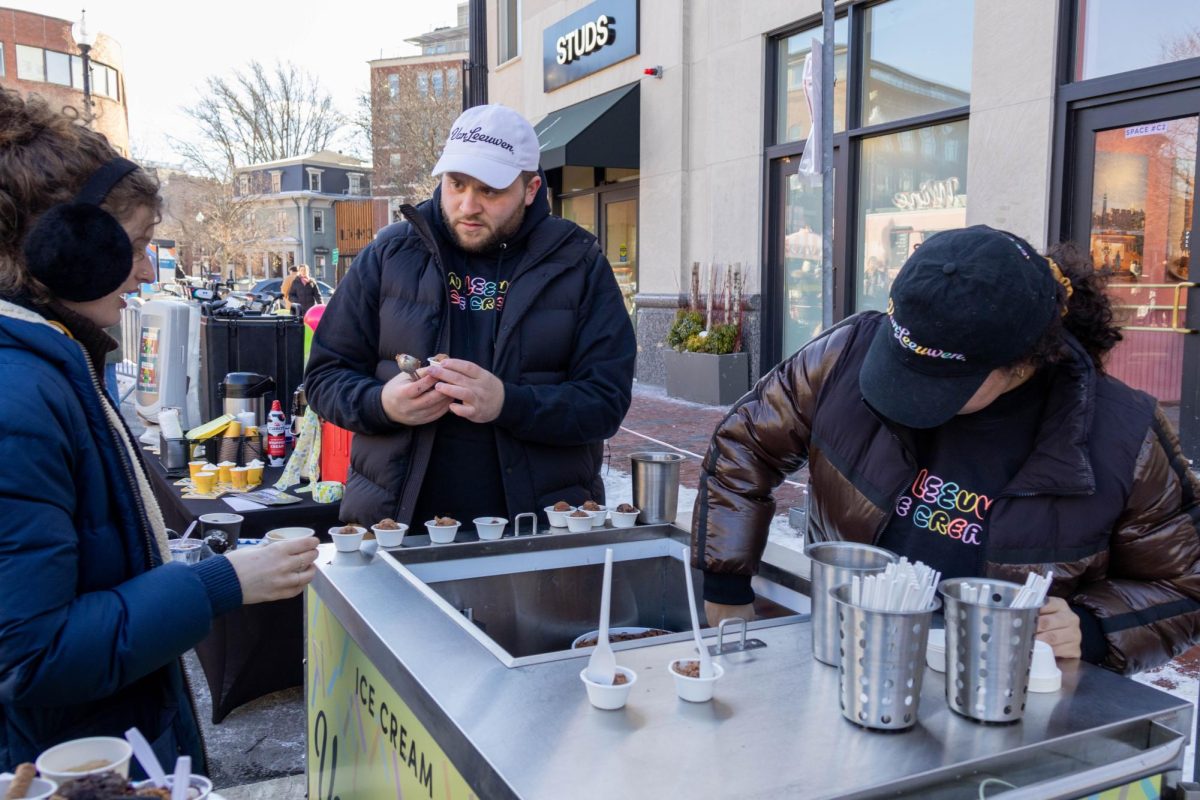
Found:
[694,312,1200,674]
[305,183,635,526]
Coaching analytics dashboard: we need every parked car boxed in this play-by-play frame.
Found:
[251,277,335,302]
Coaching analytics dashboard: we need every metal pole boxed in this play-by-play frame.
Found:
[820,0,835,328]
[466,0,489,108]
[79,42,93,125]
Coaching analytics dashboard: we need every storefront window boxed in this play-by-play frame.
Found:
[560,194,596,235]
[1074,0,1200,81]
[561,166,595,193]
[782,164,826,356]
[862,0,973,127]
[775,18,848,144]
[855,119,969,312]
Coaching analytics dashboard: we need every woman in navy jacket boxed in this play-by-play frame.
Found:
[0,90,320,773]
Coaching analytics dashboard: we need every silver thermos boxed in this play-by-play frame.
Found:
[219,372,275,427]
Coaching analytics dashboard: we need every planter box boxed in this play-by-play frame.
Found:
[663,350,750,406]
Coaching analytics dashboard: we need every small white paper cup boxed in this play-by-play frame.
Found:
[265,526,315,545]
[610,509,640,528]
[926,628,946,673]
[565,512,594,533]
[372,523,408,548]
[544,505,574,527]
[473,517,507,540]
[0,776,56,800]
[136,774,213,800]
[669,658,724,703]
[36,736,133,782]
[579,665,637,710]
[426,520,460,544]
[329,525,366,552]
[581,505,606,527]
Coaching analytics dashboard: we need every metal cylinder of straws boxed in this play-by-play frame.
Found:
[939,578,1042,724]
[807,542,897,666]
[831,583,940,731]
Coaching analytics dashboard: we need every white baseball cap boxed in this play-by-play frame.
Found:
[431,104,541,190]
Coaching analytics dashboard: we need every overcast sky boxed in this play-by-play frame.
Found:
[16,0,463,165]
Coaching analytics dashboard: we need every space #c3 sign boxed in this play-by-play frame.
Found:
[543,0,638,92]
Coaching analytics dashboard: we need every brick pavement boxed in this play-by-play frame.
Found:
[606,383,807,513]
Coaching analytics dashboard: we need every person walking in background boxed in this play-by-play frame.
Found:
[279,264,299,311]
[305,104,636,528]
[694,225,1200,675]
[0,89,321,774]
[287,263,321,315]
[103,321,122,405]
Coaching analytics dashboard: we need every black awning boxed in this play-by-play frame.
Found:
[535,82,639,171]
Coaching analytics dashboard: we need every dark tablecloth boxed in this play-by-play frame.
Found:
[143,454,341,723]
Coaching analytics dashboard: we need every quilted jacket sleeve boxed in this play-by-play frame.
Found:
[492,244,636,445]
[0,363,230,707]
[1070,405,1200,674]
[692,318,860,602]
[305,240,403,436]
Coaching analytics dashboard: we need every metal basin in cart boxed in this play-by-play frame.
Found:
[380,524,809,667]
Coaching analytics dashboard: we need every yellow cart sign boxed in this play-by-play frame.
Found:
[307,588,479,799]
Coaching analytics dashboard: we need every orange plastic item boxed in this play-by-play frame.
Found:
[320,421,353,484]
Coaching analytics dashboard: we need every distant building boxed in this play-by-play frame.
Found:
[234,150,373,283]
[368,2,466,217]
[0,7,129,153]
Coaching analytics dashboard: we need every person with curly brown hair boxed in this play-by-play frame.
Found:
[0,89,321,774]
[695,225,1200,675]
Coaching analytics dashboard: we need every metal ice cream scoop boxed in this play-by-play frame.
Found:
[395,354,421,379]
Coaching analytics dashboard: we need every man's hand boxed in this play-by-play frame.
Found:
[225,536,320,604]
[704,601,755,627]
[1036,596,1082,659]
[428,358,505,423]
[381,371,453,426]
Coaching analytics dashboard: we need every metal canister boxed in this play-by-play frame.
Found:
[630,452,685,524]
[807,541,897,666]
[939,578,1041,724]
[832,583,940,731]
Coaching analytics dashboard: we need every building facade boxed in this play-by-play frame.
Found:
[234,150,373,284]
[486,0,1200,457]
[0,7,129,153]
[369,4,467,217]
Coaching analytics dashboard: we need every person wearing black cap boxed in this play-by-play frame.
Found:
[0,89,321,773]
[693,224,1200,675]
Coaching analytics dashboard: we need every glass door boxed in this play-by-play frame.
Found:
[601,189,638,316]
[1069,93,1199,408]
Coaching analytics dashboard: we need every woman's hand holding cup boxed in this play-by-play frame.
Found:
[225,535,320,604]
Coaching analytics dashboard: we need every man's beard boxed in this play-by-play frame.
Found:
[442,203,526,253]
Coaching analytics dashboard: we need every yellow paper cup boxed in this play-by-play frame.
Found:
[193,471,217,494]
[188,461,210,481]
[217,462,235,484]
[246,465,264,486]
[231,466,249,489]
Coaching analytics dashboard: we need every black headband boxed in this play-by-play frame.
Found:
[75,157,140,206]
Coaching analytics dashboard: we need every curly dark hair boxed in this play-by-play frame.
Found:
[1016,240,1122,373]
[0,89,160,302]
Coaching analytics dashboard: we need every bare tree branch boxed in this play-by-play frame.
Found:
[172,59,343,179]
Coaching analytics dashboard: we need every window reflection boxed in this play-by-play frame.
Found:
[782,166,826,356]
[776,18,848,144]
[862,0,973,127]
[1076,0,1200,81]
[856,120,969,312]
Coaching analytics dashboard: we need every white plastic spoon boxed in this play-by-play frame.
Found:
[171,755,190,800]
[125,727,167,788]
[584,548,617,685]
[681,546,714,679]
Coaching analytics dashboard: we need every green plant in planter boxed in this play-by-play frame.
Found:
[666,310,740,355]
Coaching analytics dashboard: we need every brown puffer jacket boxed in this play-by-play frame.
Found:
[693,312,1200,674]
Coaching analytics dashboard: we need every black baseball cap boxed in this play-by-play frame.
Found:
[859,225,1060,429]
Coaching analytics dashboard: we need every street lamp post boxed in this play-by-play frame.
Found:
[71,9,95,124]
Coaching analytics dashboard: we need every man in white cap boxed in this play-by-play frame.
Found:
[306,105,636,529]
